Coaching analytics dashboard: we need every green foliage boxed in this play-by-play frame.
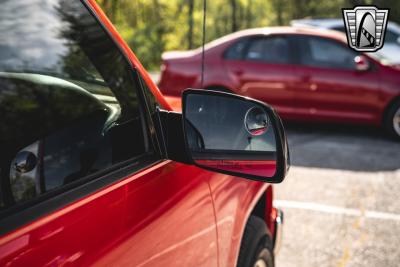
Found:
[97,0,400,70]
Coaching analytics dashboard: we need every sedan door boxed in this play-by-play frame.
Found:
[292,35,381,124]
[224,35,297,119]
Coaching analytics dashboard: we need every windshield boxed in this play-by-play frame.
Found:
[366,51,394,65]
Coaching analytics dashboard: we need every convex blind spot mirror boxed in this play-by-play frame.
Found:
[182,89,289,183]
[245,107,269,136]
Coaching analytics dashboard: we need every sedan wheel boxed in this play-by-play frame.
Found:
[254,251,269,267]
[254,260,267,267]
[384,100,400,140]
[393,107,400,136]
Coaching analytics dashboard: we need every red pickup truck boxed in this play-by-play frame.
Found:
[0,1,288,267]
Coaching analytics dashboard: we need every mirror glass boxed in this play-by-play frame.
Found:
[184,92,277,178]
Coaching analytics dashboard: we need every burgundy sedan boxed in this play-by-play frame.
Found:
[159,27,400,139]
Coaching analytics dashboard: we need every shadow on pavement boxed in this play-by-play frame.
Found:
[284,122,400,172]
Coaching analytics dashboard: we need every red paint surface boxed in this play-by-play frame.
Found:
[159,27,400,126]
[0,162,218,267]
[0,2,277,267]
[207,173,269,267]
[0,160,271,267]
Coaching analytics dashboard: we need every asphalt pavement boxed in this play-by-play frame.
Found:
[275,123,400,267]
[149,72,400,267]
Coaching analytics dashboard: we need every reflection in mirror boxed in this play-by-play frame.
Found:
[0,0,149,209]
[185,92,277,178]
[245,107,269,136]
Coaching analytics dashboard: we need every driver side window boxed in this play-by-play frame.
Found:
[299,36,358,70]
[0,0,154,212]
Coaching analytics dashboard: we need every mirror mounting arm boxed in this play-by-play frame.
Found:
[157,109,192,164]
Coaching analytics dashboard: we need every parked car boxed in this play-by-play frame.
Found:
[0,1,289,267]
[159,27,400,139]
[291,18,400,64]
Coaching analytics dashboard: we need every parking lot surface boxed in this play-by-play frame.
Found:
[275,123,400,267]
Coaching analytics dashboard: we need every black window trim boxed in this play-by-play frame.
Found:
[136,71,165,157]
[0,0,166,235]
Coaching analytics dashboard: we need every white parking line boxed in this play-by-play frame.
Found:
[275,200,400,221]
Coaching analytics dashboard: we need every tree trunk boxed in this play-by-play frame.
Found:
[230,0,237,32]
[188,0,195,49]
[111,0,118,22]
[152,0,165,56]
[272,0,284,25]
[246,0,252,28]
[238,1,244,29]
[277,3,283,25]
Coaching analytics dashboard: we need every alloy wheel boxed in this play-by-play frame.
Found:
[253,259,267,267]
[393,107,400,136]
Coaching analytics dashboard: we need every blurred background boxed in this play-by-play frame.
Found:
[97,1,400,266]
[97,0,400,70]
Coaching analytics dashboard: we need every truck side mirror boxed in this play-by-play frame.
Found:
[182,89,289,183]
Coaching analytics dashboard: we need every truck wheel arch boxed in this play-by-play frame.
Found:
[250,185,274,236]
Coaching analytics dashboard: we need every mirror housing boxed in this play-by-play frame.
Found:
[354,55,370,71]
[182,89,289,183]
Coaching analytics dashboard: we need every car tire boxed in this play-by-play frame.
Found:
[237,215,274,267]
[384,100,400,140]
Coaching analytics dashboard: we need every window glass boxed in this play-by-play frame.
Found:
[300,37,357,69]
[224,38,249,60]
[331,26,346,33]
[332,26,399,44]
[0,0,152,209]
[385,30,399,44]
[244,37,290,64]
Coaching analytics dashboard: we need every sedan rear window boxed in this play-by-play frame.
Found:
[244,36,290,64]
[224,38,249,60]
